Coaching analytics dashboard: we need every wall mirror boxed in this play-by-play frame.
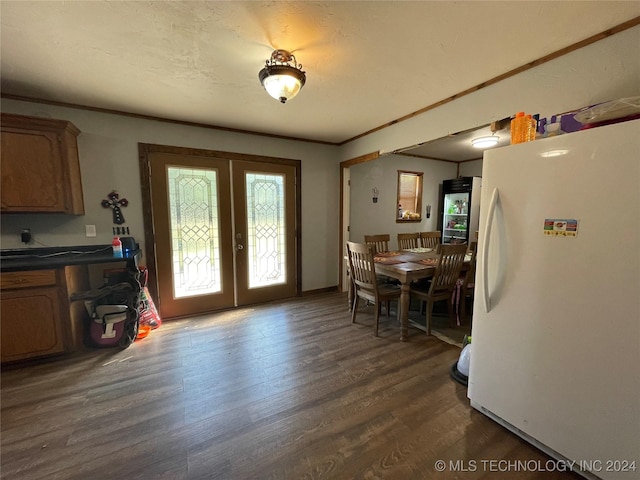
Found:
[396,170,423,222]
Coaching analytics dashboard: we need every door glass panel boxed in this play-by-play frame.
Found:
[442,191,471,244]
[167,166,221,298]
[245,172,286,288]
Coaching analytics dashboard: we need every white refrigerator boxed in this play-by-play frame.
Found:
[468,119,640,480]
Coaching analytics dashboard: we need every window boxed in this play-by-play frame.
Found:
[397,170,423,222]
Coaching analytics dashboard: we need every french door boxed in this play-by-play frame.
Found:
[142,146,299,319]
[232,160,297,305]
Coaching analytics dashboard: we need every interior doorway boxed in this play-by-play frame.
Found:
[339,151,380,292]
[139,144,301,319]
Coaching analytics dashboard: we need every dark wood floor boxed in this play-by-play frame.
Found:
[1,292,582,479]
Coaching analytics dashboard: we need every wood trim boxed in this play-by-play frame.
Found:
[338,151,380,291]
[138,143,158,304]
[338,16,640,145]
[339,151,379,169]
[139,142,302,166]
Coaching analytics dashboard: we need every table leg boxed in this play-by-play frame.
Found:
[399,282,411,341]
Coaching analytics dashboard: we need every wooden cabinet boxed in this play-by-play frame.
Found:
[1,113,85,214]
[0,270,67,362]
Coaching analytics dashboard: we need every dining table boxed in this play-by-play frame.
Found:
[360,247,471,341]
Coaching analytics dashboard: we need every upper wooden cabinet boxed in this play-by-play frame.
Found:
[1,113,85,214]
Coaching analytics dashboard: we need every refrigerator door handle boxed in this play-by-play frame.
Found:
[482,187,500,313]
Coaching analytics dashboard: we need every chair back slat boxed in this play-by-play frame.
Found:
[464,241,478,286]
[419,231,441,249]
[397,233,419,250]
[364,234,390,254]
[430,244,467,295]
[347,242,377,293]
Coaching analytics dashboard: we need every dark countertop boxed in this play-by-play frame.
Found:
[0,245,140,272]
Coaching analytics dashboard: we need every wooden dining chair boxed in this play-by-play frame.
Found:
[364,234,390,254]
[363,233,397,287]
[397,232,419,250]
[346,241,401,336]
[419,231,441,249]
[410,244,468,335]
[458,241,478,322]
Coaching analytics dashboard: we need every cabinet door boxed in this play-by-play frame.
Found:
[0,113,84,214]
[1,128,67,212]
[0,286,66,362]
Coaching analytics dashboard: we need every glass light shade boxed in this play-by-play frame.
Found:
[259,64,306,103]
[471,135,499,148]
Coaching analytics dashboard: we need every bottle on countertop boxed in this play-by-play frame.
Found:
[112,236,123,258]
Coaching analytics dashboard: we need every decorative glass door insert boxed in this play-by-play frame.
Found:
[167,166,222,298]
[245,172,286,288]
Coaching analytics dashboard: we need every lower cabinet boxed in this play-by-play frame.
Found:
[0,268,88,363]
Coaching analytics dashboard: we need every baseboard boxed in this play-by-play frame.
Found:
[300,286,339,296]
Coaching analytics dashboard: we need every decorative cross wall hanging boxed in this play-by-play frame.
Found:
[101,191,128,225]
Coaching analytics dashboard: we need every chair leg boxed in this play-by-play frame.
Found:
[460,289,467,322]
[426,299,434,336]
[450,285,460,327]
[351,296,359,324]
[386,300,391,316]
[374,302,381,337]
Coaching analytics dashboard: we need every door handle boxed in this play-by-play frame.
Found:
[482,187,499,313]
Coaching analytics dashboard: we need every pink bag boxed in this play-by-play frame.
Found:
[135,267,161,341]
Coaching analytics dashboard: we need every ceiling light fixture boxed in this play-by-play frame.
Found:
[259,49,306,104]
[471,135,500,149]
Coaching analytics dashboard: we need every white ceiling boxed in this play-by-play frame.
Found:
[1,1,639,150]
[397,121,512,162]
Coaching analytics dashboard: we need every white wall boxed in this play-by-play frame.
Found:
[459,159,483,178]
[0,99,341,292]
[349,155,456,250]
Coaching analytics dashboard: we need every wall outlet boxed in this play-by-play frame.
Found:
[85,225,97,237]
